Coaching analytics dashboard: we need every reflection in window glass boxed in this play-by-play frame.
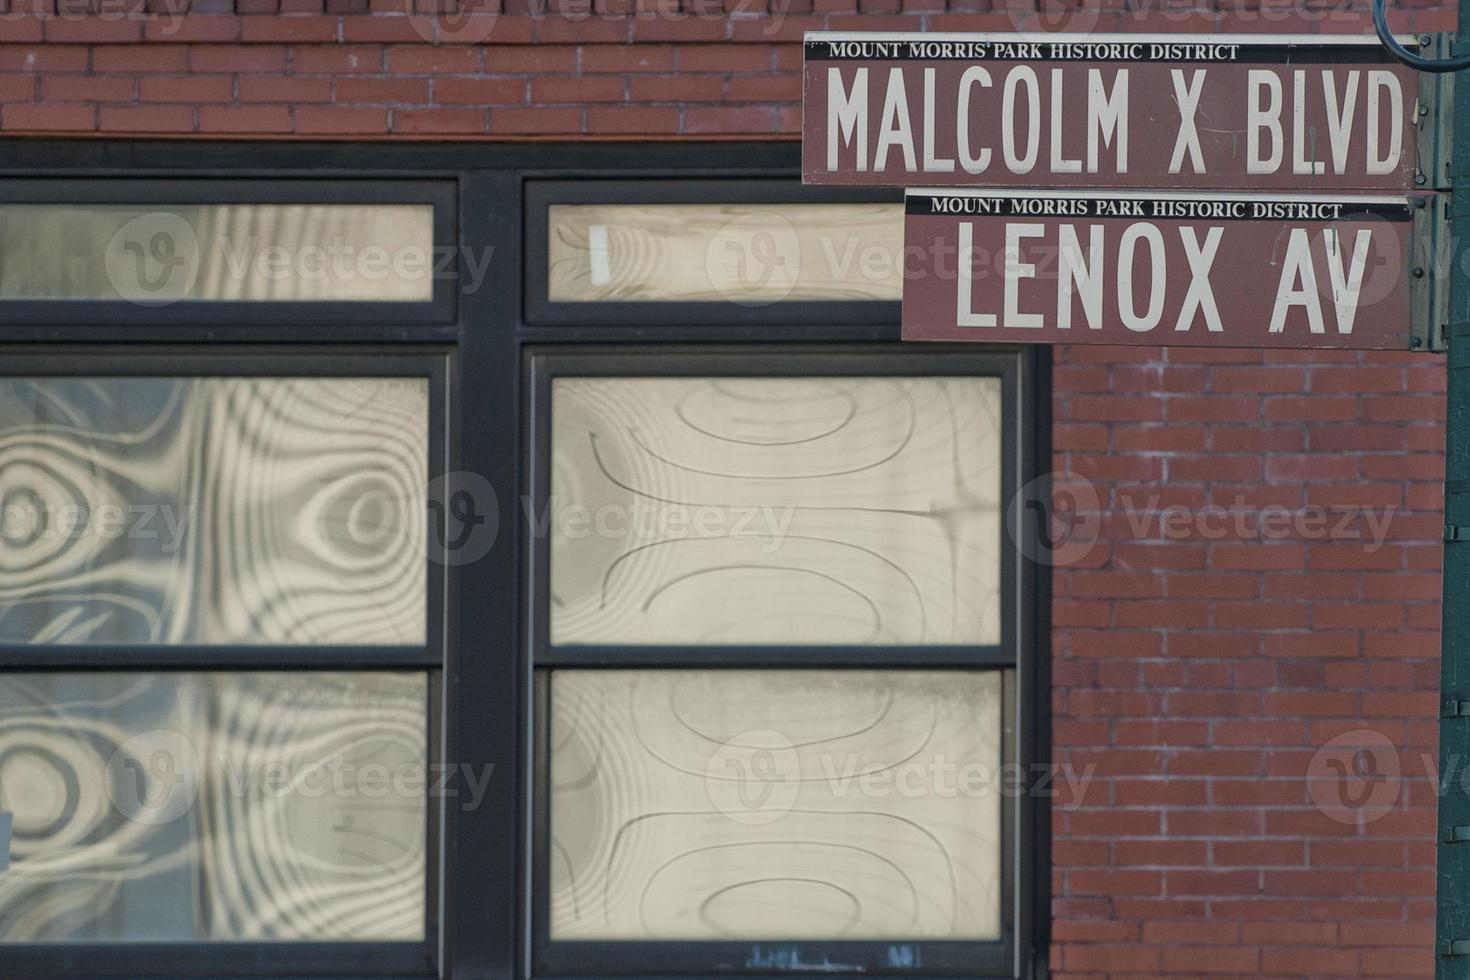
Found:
[0,672,427,942]
[0,377,427,645]
[549,670,1002,941]
[550,377,1002,646]
[547,203,903,304]
[0,204,435,303]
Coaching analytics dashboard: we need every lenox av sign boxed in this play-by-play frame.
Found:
[802,33,1434,191]
[901,190,1425,350]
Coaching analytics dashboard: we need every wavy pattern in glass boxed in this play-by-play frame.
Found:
[550,377,1002,646]
[0,377,427,645]
[0,672,427,942]
[549,669,1003,940]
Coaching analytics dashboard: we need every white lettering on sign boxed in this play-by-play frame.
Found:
[1057,225,1103,330]
[1367,70,1404,175]
[949,219,1382,338]
[1169,68,1207,175]
[822,62,1405,180]
[827,67,868,171]
[1176,227,1224,333]
[1268,227,1373,335]
[956,66,992,174]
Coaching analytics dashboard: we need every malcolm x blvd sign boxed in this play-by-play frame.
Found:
[803,33,1432,191]
[901,191,1423,350]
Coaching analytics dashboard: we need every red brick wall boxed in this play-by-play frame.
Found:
[1050,346,1446,978]
[0,1,1455,137]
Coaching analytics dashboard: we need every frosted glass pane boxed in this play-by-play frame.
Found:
[549,670,1003,940]
[547,203,903,303]
[0,377,427,645]
[0,672,426,942]
[550,377,1002,645]
[0,204,434,302]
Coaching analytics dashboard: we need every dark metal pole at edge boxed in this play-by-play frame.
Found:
[1440,6,1470,976]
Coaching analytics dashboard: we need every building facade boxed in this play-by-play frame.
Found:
[0,1,1453,978]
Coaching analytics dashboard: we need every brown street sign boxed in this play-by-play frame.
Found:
[803,33,1436,192]
[901,190,1426,350]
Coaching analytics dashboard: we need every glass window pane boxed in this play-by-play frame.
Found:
[547,203,903,303]
[0,377,427,645]
[549,669,1003,941]
[0,204,435,303]
[550,377,1002,646]
[0,671,427,942]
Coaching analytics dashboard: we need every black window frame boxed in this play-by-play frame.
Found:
[0,141,1050,980]
[523,179,901,329]
[524,345,1039,978]
[0,179,458,327]
[0,346,452,979]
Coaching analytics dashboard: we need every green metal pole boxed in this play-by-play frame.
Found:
[1440,11,1470,976]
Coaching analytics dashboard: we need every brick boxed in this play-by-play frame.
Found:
[339,76,432,103]
[530,73,624,102]
[535,13,628,42]
[339,14,429,41]
[725,73,799,101]
[241,14,340,41]
[197,103,291,132]
[291,45,385,72]
[294,104,388,132]
[98,103,193,130]
[628,73,722,101]
[43,73,137,102]
[144,15,242,42]
[43,17,142,42]
[189,44,287,72]
[3,102,94,129]
[0,46,91,72]
[391,105,486,132]
[585,104,677,132]
[683,104,776,133]
[238,75,333,102]
[488,104,579,133]
[482,43,577,72]
[386,45,481,72]
[1211,367,1307,393]
[581,43,673,71]
[140,73,233,101]
[674,43,771,70]
[1166,870,1261,896]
